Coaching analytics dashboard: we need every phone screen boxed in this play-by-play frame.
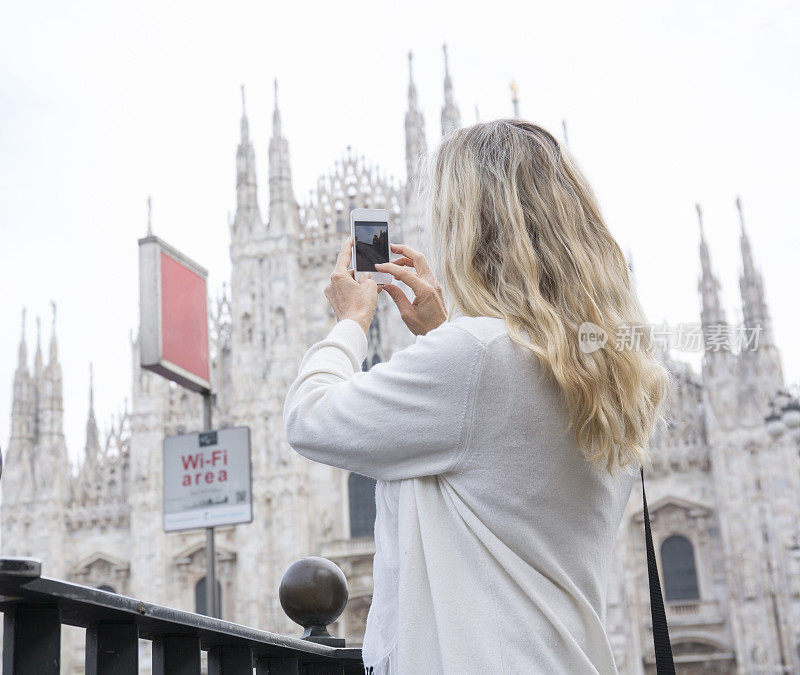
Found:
[354,221,389,272]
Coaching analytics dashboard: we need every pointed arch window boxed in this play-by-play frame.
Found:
[349,472,377,539]
[661,535,699,601]
[195,576,222,618]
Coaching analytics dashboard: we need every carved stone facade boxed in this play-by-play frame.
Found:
[3,51,799,674]
[606,207,800,674]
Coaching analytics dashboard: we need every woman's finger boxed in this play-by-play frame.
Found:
[377,261,418,278]
[390,242,423,260]
[389,256,414,267]
[374,262,428,295]
[382,283,414,317]
[333,237,354,275]
[390,242,434,282]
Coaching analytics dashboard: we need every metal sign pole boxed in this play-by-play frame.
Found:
[203,391,217,619]
[205,526,216,618]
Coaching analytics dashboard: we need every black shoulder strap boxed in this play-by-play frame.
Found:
[640,466,675,674]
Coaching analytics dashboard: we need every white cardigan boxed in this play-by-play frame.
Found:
[283,316,635,674]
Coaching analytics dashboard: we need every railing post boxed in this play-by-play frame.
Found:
[254,654,300,674]
[85,622,139,675]
[304,664,346,674]
[2,603,61,675]
[152,634,201,675]
[207,644,253,674]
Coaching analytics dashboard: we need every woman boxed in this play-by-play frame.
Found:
[283,120,669,674]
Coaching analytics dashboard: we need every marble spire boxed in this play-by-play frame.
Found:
[235,84,261,227]
[440,43,461,137]
[268,78,298,232]
[404,51,428,183]
[698,203,726,332]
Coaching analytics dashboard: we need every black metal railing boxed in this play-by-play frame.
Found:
[0,557,364,674]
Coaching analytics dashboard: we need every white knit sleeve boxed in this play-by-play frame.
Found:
[283,319,486,481]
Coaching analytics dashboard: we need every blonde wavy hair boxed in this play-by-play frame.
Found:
[424,119,669,473]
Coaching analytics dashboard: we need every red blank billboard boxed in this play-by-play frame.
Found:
[160,251,210,383]
[139,236,210,393]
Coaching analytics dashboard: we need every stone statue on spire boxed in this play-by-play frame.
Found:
[35,316,41,359]
[272,78,282,136]
[510,80,520,117]
[18,308,27,366]
[89,362,94,413]
[240,84,250,141]
[49,301,58,363]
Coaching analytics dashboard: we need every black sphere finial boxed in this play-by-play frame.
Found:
[279,557,348,647]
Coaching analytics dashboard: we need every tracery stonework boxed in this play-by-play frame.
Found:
[3,54,800,674]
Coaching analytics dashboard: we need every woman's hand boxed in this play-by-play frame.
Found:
[375,243,447,336]
[324,237,380,335]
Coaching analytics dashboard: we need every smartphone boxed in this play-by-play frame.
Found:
[350,208,392,285]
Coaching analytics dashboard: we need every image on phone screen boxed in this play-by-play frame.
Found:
[354,221,389,272]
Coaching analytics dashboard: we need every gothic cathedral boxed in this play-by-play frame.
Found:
[4,48,800,673]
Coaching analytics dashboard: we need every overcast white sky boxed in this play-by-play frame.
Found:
[1,0,799,464]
